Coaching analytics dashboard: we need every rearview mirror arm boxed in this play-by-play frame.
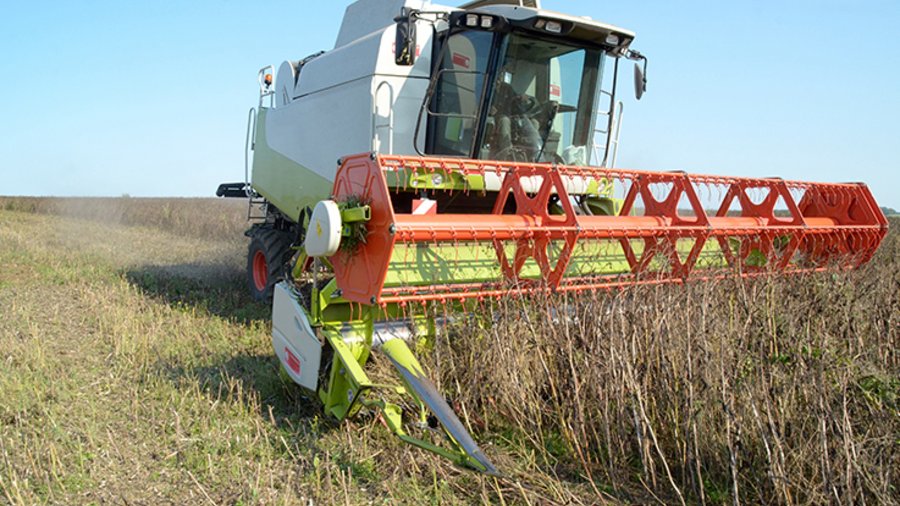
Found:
[627,49,648,99]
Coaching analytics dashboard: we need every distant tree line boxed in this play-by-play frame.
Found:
[881,206,898,216]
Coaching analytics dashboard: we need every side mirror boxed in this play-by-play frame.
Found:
[395,10,417,66]
[633,63,646,100]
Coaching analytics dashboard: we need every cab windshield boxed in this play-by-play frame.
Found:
[427,31,604,165]
[481,34,602,165]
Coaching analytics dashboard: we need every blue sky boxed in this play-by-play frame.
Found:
[1,0,898,208]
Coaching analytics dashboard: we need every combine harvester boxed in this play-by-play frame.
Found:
[218,0,888,473]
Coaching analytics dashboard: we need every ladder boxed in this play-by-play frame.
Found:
[591,88,624,168]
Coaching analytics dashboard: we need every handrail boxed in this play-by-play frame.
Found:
[609,101,624,168]
[591,88,616,167]
[258,65,275,109]
[244,107,257,197]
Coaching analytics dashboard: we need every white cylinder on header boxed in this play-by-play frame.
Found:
[305,200,342,257]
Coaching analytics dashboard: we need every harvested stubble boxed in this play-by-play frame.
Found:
[0,196,248,241]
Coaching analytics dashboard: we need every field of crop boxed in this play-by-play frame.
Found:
[0,197,897,505]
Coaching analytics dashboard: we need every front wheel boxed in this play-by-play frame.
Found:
[247,226,293,301]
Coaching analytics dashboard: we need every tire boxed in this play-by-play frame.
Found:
[247,226,293,301]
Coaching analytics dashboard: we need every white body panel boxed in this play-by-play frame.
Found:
[265,77,377,182]
[259,2,446,190]
[272,283,322,390]
[335,0,430,49]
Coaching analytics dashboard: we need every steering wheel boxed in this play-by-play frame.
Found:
[520,98,577,119]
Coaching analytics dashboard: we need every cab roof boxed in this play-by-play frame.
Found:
[472,4,636,54]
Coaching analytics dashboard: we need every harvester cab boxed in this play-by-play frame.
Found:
[217,0,887,474]
[403,5,643,167]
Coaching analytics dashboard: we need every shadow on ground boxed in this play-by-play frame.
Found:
[125,262,271,324]
[125,263,328,429]
[164,353,325,426]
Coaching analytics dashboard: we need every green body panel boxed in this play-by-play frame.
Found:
[251,108,333,222]
[385,168,486,192]
[384,168,613,197]
[319,324,372,420]
[303,275,495,473]
[383,239,726,287]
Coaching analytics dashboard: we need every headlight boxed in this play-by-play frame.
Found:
[544,20,563,34]
[460,13,497,30]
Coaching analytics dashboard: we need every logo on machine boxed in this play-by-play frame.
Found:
[452,53,471,69]
[285,347,301,374]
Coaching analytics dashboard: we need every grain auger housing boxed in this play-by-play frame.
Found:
[218,0,888,473]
